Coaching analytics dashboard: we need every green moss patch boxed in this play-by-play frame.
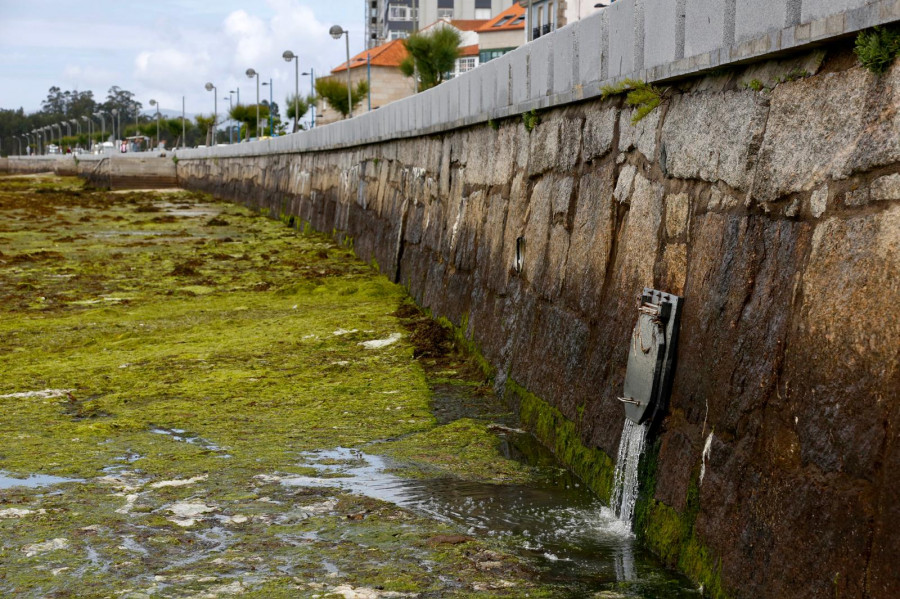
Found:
[0,176,563,597]
[505,379,616,504]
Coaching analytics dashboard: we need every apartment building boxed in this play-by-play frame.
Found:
[365,0,514,48]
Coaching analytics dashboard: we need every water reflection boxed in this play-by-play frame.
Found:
[0,471,82,490]
[279,446,698,596]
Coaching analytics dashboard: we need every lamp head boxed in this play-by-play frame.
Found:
[205,82,214,92]
[246,68,257,78]
[329,25,344,39]
[283,50,295,62]
[149,99,157,106]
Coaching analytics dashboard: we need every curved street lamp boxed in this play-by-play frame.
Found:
[246,68,260,139]
[205,82,217,145]
[283,50,300,133]
[329,25,353,119]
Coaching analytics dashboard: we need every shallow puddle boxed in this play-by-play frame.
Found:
[281,443,698,596]
[0,471,82,490]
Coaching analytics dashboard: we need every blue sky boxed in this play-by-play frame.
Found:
[0,0,363,116]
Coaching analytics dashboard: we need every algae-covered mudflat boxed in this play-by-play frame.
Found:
[0,175,695,598]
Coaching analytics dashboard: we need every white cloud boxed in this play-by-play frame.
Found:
[0,0,360,114]
[132,0,344,115]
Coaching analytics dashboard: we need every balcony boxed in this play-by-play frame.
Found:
[542,23,552,35]
[532,26,541,39]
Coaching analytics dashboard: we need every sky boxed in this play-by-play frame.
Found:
[0,0,364,117]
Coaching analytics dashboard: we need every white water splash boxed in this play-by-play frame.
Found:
[700,432,714,485]
[611,419,649,523]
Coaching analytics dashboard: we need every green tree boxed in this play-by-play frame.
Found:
[399,27,462,91]
[284,94,314,131]
[229,103,270,140]
[314,78,368,119]
[195,114,216,145]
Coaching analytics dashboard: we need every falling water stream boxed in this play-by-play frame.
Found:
[611,419,650,522]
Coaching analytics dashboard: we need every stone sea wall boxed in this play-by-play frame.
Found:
[176,47,899,599]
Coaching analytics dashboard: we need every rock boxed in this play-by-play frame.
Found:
[809,186,828,218]
[871,173,900,202]
[612,173,664,292]
[618,106,659,161]
[150,474,207,489]
[665,193,689,238]
[583,107,617,161]
[662,90,768,191]
[425,534,474,546]
[752,67,876,202]
[23,538,69,557]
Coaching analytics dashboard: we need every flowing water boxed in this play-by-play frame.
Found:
[277,430,698,597]
[611,419,650,522]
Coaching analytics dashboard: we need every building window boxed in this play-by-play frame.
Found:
[437,8,453,18]
[388,30,409,40]
[479,48,515,63]
[475,8,491,19]
[389,5,411,20]
[446,56,478,78]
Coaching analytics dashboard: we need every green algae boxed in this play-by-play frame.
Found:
[506,379,616,504]
[634,438,729,599]
[0,175,578,597]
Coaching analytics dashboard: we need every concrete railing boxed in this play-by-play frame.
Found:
[6,0,898,165]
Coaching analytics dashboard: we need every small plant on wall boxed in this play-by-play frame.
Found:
[855,25,900,75]
[522,110,540,132]
[600,78,662,124]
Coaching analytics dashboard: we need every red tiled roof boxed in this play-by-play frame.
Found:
[459,43,479,56]
[450,19,490,31]
[478,4,526,32]
[332,39,408,73]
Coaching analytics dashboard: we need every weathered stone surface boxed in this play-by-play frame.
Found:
[871,173,900,202]
[786,207,899,478]
[582,107,617,161]
[562,167,616,315]
[752,66,884,202]
[662,90,768,191]
[660,243,687,295]
[810,185,828,218]
[618,107,658,160]
[612,173,663,293]
[664,192,689,238]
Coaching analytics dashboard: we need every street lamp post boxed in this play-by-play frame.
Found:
[81,116,92,152]
[95,112,106,147]
[111,108,120,143]
[181,96,186,150]
[133,102,139,142]
[261,79,274,136]
[149,100,160,149]
[246,69,260,139]
[330,25,353,119]
[205,82,217,145]
[302,70,316,128]
[224,93,234,144]
[283,50,300,133]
